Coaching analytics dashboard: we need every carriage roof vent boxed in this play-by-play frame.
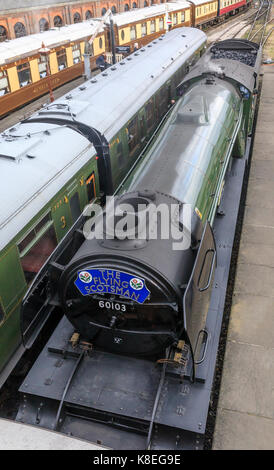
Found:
[0,137,41,162]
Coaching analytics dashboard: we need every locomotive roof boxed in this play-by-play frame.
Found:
[0,27,206,251]
[0,20,105,66]
[107,2,191,26]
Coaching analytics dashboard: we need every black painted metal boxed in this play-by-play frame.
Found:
[16,145,249,449]
[177,39,262,95]
[22,117,114,198]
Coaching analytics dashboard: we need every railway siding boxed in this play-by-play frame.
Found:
[213,64,274,450]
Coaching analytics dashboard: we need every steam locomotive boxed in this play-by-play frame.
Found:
[17,38,261,449]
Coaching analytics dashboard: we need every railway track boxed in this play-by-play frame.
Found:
[246,0,273,45]
[207,7,260,42]
[208,1,273,44]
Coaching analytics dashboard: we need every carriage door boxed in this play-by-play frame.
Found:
[138,107,147,144]
[68,185,81,224]
[183,221,216,364]
[167,80,172,104]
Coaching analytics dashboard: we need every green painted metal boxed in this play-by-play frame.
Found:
[0,42,206,383]
[119,76,247,233]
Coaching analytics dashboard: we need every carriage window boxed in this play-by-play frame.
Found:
[0,300,4,323]
[18,214,51,254]
[0,69,10,96]
[130,26,136,40]
[173,14,178,25]
[141,23,147,37]
[117,142,125,169]
[70,192,81,223]
[145,99,154,130]
[157,87,168,116]
[17,62,32,87]
[18,215,57,285]
[139,116,146,139]
[181,12,185,23]
[38,55,47,78]
[86,172,96,203]
[57,49,67,70]
[159,17,164,30]
[150,20,156,33]
[127,117,139,153]
[72,43,82,64]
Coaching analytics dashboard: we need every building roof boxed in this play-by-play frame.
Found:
[0,20,104,66]
[0,0,93,11]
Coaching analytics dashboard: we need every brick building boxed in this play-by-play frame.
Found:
[0,0,167,41]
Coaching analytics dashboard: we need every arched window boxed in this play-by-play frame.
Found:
[101,8,107,15]
[14,22,26,38]
[39,18,49,32]
[144,1,148,7]
[0,25,7,42]
[85,10,93,19]
[53,15,63,27]
[111,6,117,14]
[73,12,81,23]
[132,2,137,7]
[124,3,129,10]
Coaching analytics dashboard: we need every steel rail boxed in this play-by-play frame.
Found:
[250,2,272,44]
[247,0,265,39]
[210,7,261,43]
[262,26,274,46]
